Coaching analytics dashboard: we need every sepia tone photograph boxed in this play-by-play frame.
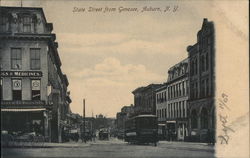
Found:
[0,0,249,158]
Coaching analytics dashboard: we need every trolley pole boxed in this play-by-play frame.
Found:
[83,99,86,143]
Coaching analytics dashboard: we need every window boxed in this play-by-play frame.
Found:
[201,80,205,98]
[0,79,2,101]
[206,78,209,96]
[30,48,40,69]
[191,110,198,128]
[206,53,209,71]
[23,16,32,33]
[11,48,22,69]
[31,80,41,100]
[182,81,185,96]
[201,108,208,129]
[201,55,205,72]
[179,102,181,118]
[0,16,8,32]
[182,101,185,117]
[12,79,22,100]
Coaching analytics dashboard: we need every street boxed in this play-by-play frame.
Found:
[2,138,215,158]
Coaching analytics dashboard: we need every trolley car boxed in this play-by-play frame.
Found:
[124,115,158,146]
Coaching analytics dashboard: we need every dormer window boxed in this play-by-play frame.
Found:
[23,16,32,33]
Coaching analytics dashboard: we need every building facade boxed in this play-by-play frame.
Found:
[132,84,161,115]
[165,58,189,141]
[187,18,215,142]
[155,84,168,139]
[0,7,71,143]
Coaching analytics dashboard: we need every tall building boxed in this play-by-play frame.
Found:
[187,18,215,142]
[132,84,162,115]
[0,6,71,143]
[165,58,189,141]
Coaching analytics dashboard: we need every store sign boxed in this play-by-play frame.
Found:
[32,80,40,90]
[1,71,42,77]
[1,100,46,106]
[12,80,22,90]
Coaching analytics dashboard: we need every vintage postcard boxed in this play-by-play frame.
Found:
[0,0,249,158]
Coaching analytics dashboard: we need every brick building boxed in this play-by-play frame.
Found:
[0,6,71,142]
[187,18,215,142]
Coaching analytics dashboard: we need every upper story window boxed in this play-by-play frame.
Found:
[30,48,41,70]
[11,48,22,69]
[23,16,32,33]
[0,16,8,32]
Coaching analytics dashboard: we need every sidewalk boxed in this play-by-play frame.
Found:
[2,140,90,148]
[158,141,215,152]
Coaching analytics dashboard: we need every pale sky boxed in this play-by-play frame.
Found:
[1,0,248,118]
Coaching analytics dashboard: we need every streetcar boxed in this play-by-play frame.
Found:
[98,129,109,140]
[124,115,158,146]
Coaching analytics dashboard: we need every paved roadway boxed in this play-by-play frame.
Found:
[2,138,215,158]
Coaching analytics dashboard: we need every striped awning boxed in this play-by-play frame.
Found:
[1,108,46,112]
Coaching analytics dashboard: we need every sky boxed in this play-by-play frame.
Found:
[1,0,248,118]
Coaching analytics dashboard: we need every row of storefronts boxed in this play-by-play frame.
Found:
[156,18,215,143]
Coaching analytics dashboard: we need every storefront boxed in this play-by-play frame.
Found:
[177,121,188,141]
[166,121,176,141]
[1,108,49,136]
[157,123,166,140]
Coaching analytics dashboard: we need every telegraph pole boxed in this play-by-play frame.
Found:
[83,99,86,143]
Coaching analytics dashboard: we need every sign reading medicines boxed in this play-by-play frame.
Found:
[1,71,42,77]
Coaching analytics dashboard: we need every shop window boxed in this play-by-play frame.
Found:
[12,79,22,100]
[11,48,22,69]
[30,48,41,70]
[23,16,32,33]
[31,80,41,100]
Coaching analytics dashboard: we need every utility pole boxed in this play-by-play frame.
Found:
[83,99,86,143]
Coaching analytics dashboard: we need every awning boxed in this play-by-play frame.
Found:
[1,108,46,112]
[158,124,166,126]
[166,121,176,123]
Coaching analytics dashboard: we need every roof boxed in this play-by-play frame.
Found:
[0,6,48,24]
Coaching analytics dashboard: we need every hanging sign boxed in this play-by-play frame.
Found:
[12,80,22,90]
[32,80,40,90]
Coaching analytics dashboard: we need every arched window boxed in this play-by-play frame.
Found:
[201,108,208,129]
[191,110,198,128]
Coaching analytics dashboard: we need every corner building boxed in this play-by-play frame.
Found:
[0,7,71,142]
[187,19,215,142]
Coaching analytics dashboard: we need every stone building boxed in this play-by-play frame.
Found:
[132,84,162,115]
[0,6,71,142]
[187,18,215,142]
[165,58,189,141]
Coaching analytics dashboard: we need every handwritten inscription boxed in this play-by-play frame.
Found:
[218,93,235,144]
[73,6,179,13]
